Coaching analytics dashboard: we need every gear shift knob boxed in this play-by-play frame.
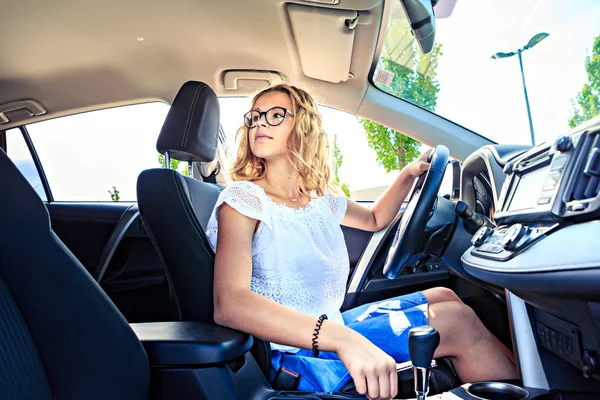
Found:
[408,326,440,400]
[409,326,440,367]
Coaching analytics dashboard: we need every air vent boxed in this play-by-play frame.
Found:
[571,136,600,201]
[563,133,600,216]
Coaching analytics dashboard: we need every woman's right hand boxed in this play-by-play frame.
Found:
[335,330,398,399]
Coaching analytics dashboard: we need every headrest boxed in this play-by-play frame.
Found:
[157,81,220,163]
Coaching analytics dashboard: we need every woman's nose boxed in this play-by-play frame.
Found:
[256,115,268,127]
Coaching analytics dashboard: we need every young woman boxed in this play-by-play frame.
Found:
[206,84,516,399]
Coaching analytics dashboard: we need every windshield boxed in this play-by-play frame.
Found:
[374,0,600,146]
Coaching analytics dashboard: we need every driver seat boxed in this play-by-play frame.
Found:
[137,81,460,395]
[136,81,273,374]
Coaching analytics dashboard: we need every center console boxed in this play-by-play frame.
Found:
[470,124,600,262]
[459,117,600,399]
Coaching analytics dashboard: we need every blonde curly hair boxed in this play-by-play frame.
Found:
[230,84,337,197]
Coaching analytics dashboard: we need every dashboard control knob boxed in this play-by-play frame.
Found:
[501,224,527,250]
[471,226,492,247]
[554,136,572,153]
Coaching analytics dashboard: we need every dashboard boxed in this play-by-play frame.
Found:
[457,117,600,395]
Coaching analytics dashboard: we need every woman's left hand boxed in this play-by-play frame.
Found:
[404,149,433,177]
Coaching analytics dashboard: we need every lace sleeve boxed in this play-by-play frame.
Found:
[327,194,348,224]
[205,181,271,252]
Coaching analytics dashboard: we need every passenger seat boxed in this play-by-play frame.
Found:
[0,148,149,399]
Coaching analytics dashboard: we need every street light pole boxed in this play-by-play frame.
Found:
[492,32,549,146]
[517,49,536,146]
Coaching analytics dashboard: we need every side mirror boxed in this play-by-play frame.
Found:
[398,0,436,54]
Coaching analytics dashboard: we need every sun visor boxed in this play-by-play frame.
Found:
[287,4,358,83]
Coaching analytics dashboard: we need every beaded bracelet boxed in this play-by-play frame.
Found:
[312,314,328,357]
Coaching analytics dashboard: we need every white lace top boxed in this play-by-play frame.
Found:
[206,181,349,353]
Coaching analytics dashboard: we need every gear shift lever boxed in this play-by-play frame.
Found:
[408,326,440,400]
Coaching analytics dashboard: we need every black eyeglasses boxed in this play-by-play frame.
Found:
[243,107,294,129]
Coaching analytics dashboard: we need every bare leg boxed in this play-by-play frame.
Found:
[427,300,518,382]
[422,287,463,305]
[423,287,516,364]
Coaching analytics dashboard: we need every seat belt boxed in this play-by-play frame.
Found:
[203,169,218,184]
[273,367,300,390]
[197,161,219,184]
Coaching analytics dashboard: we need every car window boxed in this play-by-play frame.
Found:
[26,102,169,201]
[373,0,600,146]
[219,97,426,201]
[3,128,47,201]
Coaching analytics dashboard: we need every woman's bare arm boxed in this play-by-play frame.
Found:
[213,203,398,398]
[340,151,431,232]
[213,203,348,352]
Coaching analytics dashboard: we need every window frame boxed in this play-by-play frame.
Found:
[3,126,54,202]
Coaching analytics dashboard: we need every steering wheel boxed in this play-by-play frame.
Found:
[382,145,450,279]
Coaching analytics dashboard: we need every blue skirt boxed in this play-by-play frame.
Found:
[269,291,429,392]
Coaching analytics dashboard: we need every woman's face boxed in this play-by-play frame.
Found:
[247,91,295,161]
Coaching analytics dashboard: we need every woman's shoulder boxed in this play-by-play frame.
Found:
[217,180,270,214]
[221,180,265,199]
[320,189,348,223]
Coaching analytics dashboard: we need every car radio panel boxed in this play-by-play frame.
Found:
[470,122,600,262]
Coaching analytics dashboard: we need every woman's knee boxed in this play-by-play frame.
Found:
[423,287,463,305]
[428,301,481,346]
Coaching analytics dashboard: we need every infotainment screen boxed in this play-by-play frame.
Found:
[507,166,551,212]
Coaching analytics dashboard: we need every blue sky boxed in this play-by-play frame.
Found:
[432,0,600,146]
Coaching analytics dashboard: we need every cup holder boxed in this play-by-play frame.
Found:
[466,382,529,400]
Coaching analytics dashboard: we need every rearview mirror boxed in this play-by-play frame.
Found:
[398,0,437,54]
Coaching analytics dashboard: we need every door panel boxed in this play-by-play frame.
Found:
[48,202,129,274]
[47,202,176,322]
[341,225,372,282]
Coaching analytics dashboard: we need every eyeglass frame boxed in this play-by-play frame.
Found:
[243,106,294,129]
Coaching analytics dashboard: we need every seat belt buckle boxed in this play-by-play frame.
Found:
[273,366,300,390]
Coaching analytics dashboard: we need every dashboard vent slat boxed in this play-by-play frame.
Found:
[584,176,600,198]
[569,135,600,202]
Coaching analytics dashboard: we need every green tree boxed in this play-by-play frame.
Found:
[360,22,442,171]
[158,153,189,177]
[569,34,600,128]
[108,186,120,202]
[331,135,351,197]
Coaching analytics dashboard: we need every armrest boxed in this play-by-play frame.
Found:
[130,321,253,366]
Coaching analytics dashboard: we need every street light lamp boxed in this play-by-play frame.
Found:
[491,32,549,146]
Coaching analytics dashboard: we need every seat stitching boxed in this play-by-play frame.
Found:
[172,173,202,237]
[6,235,51,285]
[172,173,213,256]
[182,84,203,148]
[261,341,270,372]
[433,368,454,388]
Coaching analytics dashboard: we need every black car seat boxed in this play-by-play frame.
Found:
[0,148,149,399]
[136,81,460,395]
[136,81,274,374]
